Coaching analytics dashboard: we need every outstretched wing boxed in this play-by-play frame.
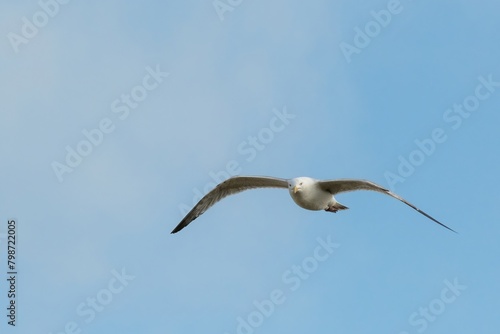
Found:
[171,176,288,233]
[318,179,456,233]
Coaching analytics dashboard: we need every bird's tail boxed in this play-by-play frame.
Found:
[325,202,349,212]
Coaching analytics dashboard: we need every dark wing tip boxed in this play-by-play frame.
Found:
[170,226,181,234]
[385,189,457,234]
[407,202,457,234]
[170,219,190,234]
[428,216,458,234]
[171,213,200,234]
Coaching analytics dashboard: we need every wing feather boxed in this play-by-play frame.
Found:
[171,176,288,233]
[318,179,456,233]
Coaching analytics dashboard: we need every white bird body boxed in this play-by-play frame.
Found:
[171,175,456,234]
[289,177,341,211]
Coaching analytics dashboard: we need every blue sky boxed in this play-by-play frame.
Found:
[1,0,499,333]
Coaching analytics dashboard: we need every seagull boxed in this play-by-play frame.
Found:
[171,176,456,234]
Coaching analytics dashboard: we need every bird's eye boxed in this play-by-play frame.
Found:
[300,182,303,185]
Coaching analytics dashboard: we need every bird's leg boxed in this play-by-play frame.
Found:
[325,202,348,213]
[325,206,338,213]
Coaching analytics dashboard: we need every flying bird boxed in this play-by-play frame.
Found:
[171,176,456,234]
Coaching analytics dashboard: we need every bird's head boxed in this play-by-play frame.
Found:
[288,177,314,194]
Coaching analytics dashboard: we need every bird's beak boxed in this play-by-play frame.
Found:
[293,185,299,194]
